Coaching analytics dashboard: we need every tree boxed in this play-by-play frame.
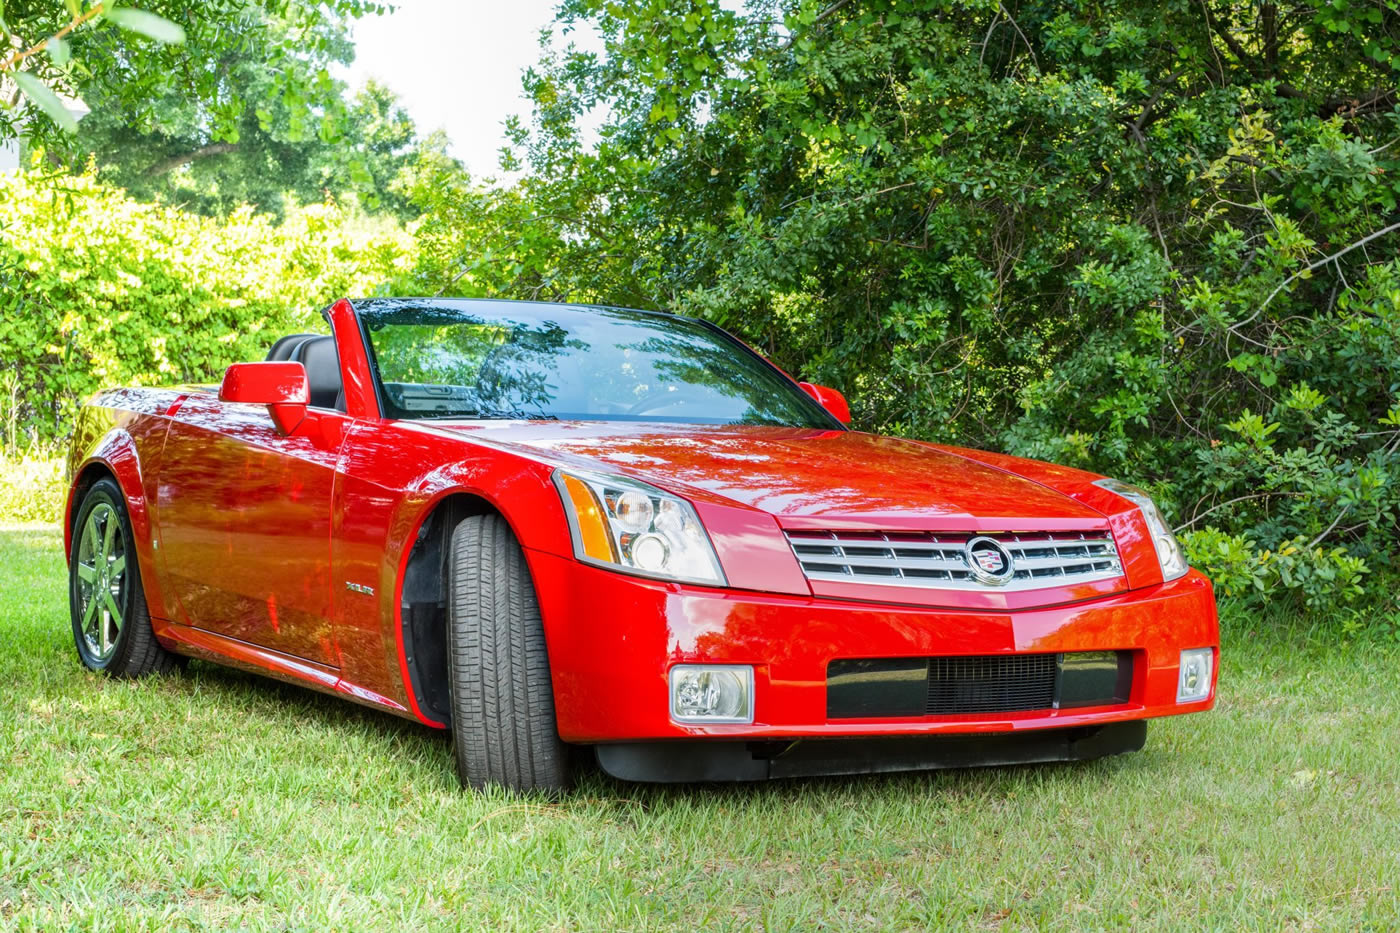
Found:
[1,1,387,160]
[2,3,186,137]
[77,77,446,220]
[406,0,1400,609]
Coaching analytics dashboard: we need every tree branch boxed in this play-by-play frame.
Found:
[1319,88,1397,120]
[1133,68,1187,136]
[1,3,107,73]
[779,0,855,50]
[997,3,1039,72]
[1176,491,1301,531]
[1206,12,1259,75]
[1228,218,1400,338]
[810,0,855,29]
[1307,504,1353,550]
[145,143,240,176]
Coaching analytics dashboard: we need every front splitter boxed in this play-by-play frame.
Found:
[594,720,1148,782]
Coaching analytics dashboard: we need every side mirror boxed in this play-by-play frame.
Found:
[220,362,310,435]
[799,382,852,425]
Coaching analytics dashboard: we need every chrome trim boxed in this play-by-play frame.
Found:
[76,502,126,660]
[964,535,1015,586]
[784,530,1123,592]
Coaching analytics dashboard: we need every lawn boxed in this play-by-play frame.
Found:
[2,523,1397,930]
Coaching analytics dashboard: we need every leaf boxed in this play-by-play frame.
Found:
[106,8,186,44]
[12,71,78,133]
[48,36,71,67]
[64,0,79,16]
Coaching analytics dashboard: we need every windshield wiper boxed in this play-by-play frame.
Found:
[422,410,558,422]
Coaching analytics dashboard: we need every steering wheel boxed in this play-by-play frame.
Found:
[627,389,690,416]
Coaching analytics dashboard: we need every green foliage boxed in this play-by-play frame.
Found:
[1183,528,1369,608]
[2,2,186,139]
[0,171,415,442]
[0,444,65,524]
[2,1,387,159]
[11,71,79,133]
[75,66,448,220]
[101,8,186,44]
[398,0,1400,615]
[5,3,459,222]
[9,0,1400,616]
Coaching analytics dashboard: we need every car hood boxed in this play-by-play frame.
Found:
[422,420,1107,530]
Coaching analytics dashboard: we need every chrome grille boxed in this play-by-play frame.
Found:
[784,529,1123,592]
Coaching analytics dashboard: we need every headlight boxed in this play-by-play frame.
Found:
[1095,478,1188,581]
[553,469,726,586]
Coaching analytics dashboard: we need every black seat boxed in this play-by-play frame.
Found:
[265,333,318,362]
[290,336,344,410]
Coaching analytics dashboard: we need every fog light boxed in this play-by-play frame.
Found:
[669,665,754,724]
[1177,648,1214,703]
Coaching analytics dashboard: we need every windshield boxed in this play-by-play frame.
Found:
[356,299,844,428]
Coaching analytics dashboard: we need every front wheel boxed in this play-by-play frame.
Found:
[446,513,569,793]
[69,477,181,677]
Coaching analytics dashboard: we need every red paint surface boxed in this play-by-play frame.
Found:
[531,552,1217,740]
[799,382,853,424]
[218,361,310,406]
[64,299,1220,742]
[219,361,310,434]
[154,394,345,666]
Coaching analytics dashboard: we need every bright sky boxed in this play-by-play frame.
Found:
[341,0,592,179]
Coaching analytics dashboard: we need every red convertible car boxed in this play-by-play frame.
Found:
[65,298,1218,791]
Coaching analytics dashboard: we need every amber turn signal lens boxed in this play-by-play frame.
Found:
[559,473,617,562]
[552,468,726,586]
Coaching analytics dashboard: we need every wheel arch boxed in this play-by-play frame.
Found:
[66,461,117,553]
[65,440,147,565]
[66,444,184,678]
[395,489,515,727]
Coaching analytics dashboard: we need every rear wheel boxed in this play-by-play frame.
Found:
[69,478,180,677]
[446,513,569,793]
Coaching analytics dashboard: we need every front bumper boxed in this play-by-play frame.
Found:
[528,550,1218,744]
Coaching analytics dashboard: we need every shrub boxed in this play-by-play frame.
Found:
[0,443,65,525]
[1183,528,1370,611]
[0,171,415,442]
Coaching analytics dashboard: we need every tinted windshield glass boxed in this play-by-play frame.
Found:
[358,300,842,428]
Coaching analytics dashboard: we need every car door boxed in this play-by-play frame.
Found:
[154,392,347,667]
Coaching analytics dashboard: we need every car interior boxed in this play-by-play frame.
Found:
[264,333,345,411]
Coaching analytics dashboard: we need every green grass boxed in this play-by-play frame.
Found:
[2,524,1398,930]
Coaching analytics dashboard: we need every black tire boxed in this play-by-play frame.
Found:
[446,513,569,793]
[69,477,181,677]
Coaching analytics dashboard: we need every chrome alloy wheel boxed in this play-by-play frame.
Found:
[74,501,127,661]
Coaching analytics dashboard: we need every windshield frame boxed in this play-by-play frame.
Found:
[345,298,848,431]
